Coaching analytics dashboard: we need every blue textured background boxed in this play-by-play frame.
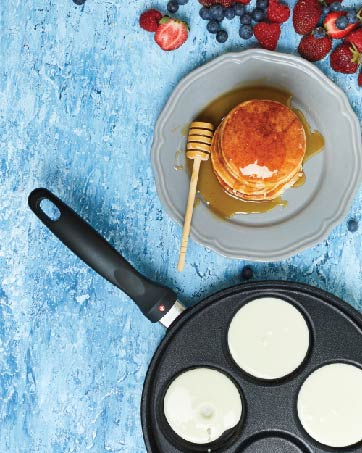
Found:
[1,0,362,451]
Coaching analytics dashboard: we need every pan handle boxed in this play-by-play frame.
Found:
[28,188,177,323]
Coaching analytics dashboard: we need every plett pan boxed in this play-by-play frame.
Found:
[141,282,362,452]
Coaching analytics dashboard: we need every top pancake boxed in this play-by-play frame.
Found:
[211,100,306,201]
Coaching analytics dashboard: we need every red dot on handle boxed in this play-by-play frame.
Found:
[159,304,166,312]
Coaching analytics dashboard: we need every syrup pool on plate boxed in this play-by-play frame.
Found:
[184,86,324,219]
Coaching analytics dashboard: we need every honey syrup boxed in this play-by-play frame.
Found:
[184,86,324,219]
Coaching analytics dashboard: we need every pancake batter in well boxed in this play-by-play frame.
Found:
[298,363,362,448]
[163,368,242,444]
[228,297,310,380]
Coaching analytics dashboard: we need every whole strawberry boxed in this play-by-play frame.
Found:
[345,28,362,52]
[140,9,163,32]
[155,17,188,51]
[293,0,322,35]
[330,43,360,73]
[298,28,332,61]
[254,22,281,50]
[267,0,290,23]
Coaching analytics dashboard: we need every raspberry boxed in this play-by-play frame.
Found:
[140,9,163,33]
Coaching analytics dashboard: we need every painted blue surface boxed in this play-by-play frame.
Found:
[1,0,362,451]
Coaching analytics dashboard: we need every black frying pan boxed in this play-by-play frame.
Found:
[29,188,362,453]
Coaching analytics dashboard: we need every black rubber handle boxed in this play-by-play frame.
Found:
[28,188,177,322]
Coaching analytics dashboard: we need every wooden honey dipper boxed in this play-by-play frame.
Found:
[177,121,215,272]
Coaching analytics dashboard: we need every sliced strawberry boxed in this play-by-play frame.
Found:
[324,12,359,39]
[345,28,362,52]
[293,0,322,35]
[154,17,188,51]
[267,0,290,23]
[298,31,332,61]
[254,22,281,50]
[330,42,359,73]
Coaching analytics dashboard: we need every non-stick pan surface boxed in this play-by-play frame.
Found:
[28,189,362,453]
[142,281,362,453]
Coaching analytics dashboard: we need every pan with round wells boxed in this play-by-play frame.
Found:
[29,188,362,453]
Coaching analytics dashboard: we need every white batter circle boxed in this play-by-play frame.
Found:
[163,368,243,445]
[298,363,362,448]
[228,297,310,380]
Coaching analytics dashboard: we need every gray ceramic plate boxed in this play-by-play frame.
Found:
[151,50,362,261]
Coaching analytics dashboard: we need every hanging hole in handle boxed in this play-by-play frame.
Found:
[39,199,61,221]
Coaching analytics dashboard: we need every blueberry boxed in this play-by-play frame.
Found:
[330,1,342,12]
[256,0,268,8]
[336,15,348,29]
[347,10,358,23]
[235,3,246,16]
[239,24,253,39]
[240,13,252,24]
[241,265,253,280]
[216,29,228,43]
[73,0,86,4]
[322,6,330,15]
[314,27,326,38]
[207,19,221,33]
[348,219,359,232]
[167,0,179,13]
[252,7,265,21]
[210,4,224,20]
[199,6,211,20]
[224,5,236,20]
[177,0,189,4]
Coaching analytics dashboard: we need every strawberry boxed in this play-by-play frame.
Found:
[345,28,362,52]
[324,0,342,5]
[359,69,362,86]
[235,0,251,4]
[298,30,332,61]
[154,17,188,51]
[330,43,359,73]
[139,9,163,33]
[324,12,359,39]
[293,0,322,35]
[267,0,290,23]
[254,22,281,50]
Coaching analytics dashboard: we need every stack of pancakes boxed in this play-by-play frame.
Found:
[210,100,306,201]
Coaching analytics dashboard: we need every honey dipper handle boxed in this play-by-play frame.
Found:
[177,156,202,272]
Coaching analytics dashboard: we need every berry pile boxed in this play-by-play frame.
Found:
[198,0,290,48]
[294,0,362,86]
[139,0,362,86]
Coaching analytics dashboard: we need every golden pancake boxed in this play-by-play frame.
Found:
[211,100,306,201]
